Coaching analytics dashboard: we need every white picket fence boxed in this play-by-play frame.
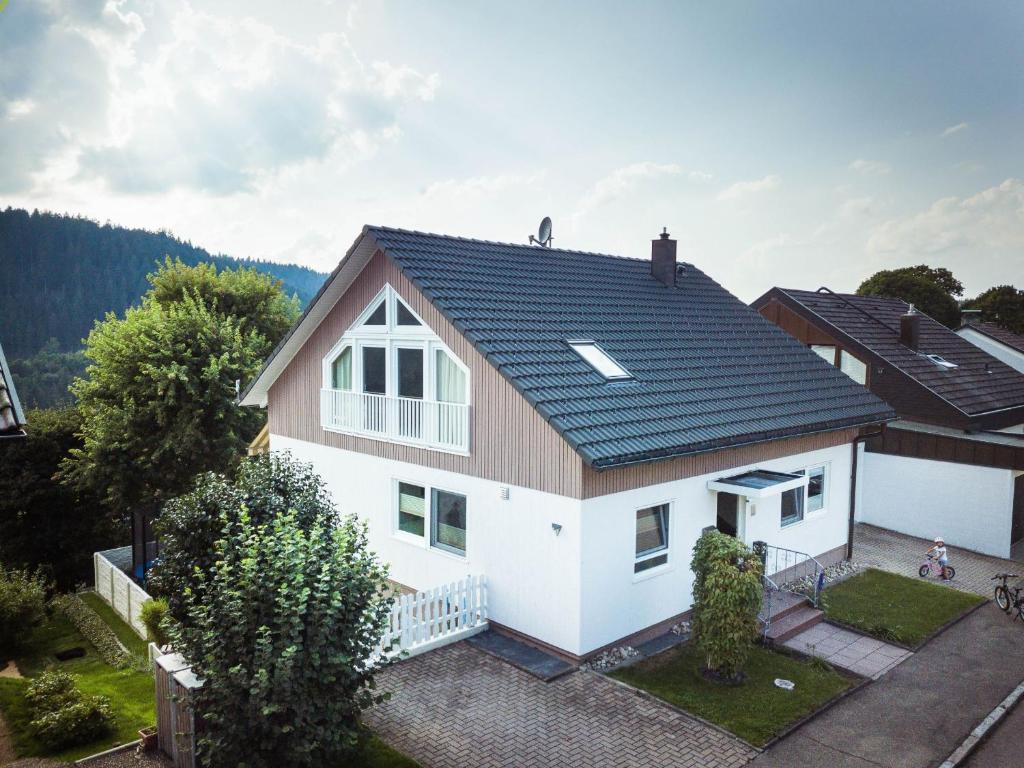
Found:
[94,547,151,639]
[376,574,488,661]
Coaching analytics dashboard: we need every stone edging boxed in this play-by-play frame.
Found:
[74,740,142,765]
[937,680,1024,768]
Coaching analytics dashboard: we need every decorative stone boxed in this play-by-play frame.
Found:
[580,645,640,672]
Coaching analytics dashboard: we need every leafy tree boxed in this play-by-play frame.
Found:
[0,408,119,589]
[149,452,336,626]
[62,261,299,522]
[0,566,49,654]
[690,531,763,682]
[963,285,1024,334]
[856,267,961,328]
[167,455,391,768]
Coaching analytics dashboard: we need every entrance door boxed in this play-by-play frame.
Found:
[1012,475,1024,546]
[717,492,740,538]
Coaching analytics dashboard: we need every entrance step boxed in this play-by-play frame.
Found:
[765,606,825,645]
[763,589,810,622]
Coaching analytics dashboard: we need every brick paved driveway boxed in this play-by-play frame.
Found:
[852,523,1022,596]
[366,643,757,768]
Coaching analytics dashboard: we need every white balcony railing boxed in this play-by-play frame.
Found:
[320,388,470,453]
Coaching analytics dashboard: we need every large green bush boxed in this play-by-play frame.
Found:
[0,567,49,654]
[167,455,391,768]
[25,670,114,750]
[690,531,764,681]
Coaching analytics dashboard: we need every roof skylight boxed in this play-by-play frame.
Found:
[925,354,958,369]
[568,341,632,380]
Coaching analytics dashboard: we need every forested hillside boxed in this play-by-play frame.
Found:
[0,207,325,358]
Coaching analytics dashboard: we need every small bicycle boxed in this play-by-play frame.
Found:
[991,573,1023,618]
[919,554,955,581]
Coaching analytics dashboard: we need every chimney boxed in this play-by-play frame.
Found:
[651,228,677,286]
[961,309,982,326]
[900,305,921,351]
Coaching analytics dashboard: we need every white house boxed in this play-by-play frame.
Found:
[755,289,1024,560]
[241,226,892,659]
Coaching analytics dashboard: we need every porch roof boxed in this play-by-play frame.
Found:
[707,469,808,499]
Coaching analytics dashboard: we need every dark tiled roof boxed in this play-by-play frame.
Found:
[962,321,1024,355]
[773,289,1024,418]
[368,227,893,468]
[0,339,26,437]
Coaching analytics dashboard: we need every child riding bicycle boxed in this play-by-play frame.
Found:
[926,537,950,581]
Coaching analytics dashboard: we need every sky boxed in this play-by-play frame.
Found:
[2,0,1022,301]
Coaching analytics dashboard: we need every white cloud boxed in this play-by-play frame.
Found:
[867,178,1024,261]
[848,159,891,176]
[0,0,439,195]
[838,196,875,219]
[942,122,969,137]
[571,162,710,225]
[717,174,780,201]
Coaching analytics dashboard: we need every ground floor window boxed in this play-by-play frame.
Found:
[635,503,670,573]
[807,465,827,512]
[781,483,805,526]
[395,480,467,556]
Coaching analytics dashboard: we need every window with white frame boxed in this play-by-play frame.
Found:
[634,503,670,573]
[839,350,867,385]
[395,480,467,556]
[781,464,828,526]
[781,483,804,527]
[807,465,827,512]
[321,285,470,451]
[568,340,632,380]
[810,344,836,365]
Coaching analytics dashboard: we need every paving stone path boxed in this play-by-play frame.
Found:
[783,622,912,679]
[852,523,1023,597]
[366,642,757,768]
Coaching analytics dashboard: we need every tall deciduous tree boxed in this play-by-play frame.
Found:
[61,263,299,522]
[856,266,962,328]
[167,455,391,768]
[964,285,1024,334]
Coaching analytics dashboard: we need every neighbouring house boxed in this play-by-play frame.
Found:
[240,227,892,659]
[0,339,27,439]
[754,288,1024,560]
[957,310,1024,376]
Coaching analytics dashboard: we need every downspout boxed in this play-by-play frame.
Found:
[848,427,886,559]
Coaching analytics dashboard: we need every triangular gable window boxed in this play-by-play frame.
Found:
[364,301,387,326]
[396,299,422,326]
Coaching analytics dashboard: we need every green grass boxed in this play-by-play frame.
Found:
[345,735,421,767]
[610,642,853,747]
[822,568,984,647]
[0,608,155,762]
[79,591,151,658]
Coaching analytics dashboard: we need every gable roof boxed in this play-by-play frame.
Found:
[758,288,1024,423]
[959,321,1024,355]
[0,340,26,438]
[243,227,893,469]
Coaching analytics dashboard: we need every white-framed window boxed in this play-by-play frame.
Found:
[807,464,827,513]
[568,340,632,380]
[394,479,468,557]
[810,344,836,365]
[839,350,867,385]
[781,483,804,527]
[634,503,670,573]
[781,463,828,526]
[321,285,471,452]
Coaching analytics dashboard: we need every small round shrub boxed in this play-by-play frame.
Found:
[140,598,170,646]
[0,566,49,654]
[26,670,114,749]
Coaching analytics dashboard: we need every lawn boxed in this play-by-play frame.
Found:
[822,568,984,647]
[80,591,151,658]
[352,735,422,768]
[610,641,853,747]
[0,605,155,762]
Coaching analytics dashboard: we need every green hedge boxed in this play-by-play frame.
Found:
[51,595,131,669]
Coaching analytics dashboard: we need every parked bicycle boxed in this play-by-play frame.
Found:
[919,554,955,581]
[991,573,1023,617]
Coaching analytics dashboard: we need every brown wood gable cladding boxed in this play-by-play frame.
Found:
[757,294,968,430]
[268,253,863,499]
[582,428,860,498]
[267,249,584,498]
[866,428,1024,471]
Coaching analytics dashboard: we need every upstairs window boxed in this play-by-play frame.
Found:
[364,300,387,326]
[331,346,352,390]
[810,345,836,365]
[568,340,632,380]
[839,350,867,385]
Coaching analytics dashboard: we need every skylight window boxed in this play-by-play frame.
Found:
[568,341,632,380]
[926,354,958,369]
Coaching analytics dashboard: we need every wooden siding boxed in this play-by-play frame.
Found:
[267,250,584,497]
[581,428,860,498]
[866,428,1024,471]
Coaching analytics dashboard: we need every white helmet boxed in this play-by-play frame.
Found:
[934,537,945,544]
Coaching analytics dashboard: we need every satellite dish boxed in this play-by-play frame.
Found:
[529,216,553,247]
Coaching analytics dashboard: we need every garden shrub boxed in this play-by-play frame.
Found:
[25,670,114,749]
[0,566,49,654]
[140,598,170,646]
[51,594,131,668]
[690,530,764,681]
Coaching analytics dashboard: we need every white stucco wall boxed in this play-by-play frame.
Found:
[271,435,584,654]
[956,326,1024,374]
[577,441,853,654]
[857,451,1015,557]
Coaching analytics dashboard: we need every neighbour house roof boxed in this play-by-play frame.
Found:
[757,288,1024,427]
[959,321,1024,356]
[243,227,893,469]
[0,339,27,438]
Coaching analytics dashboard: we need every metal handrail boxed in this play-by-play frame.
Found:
[758,542,826,607]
